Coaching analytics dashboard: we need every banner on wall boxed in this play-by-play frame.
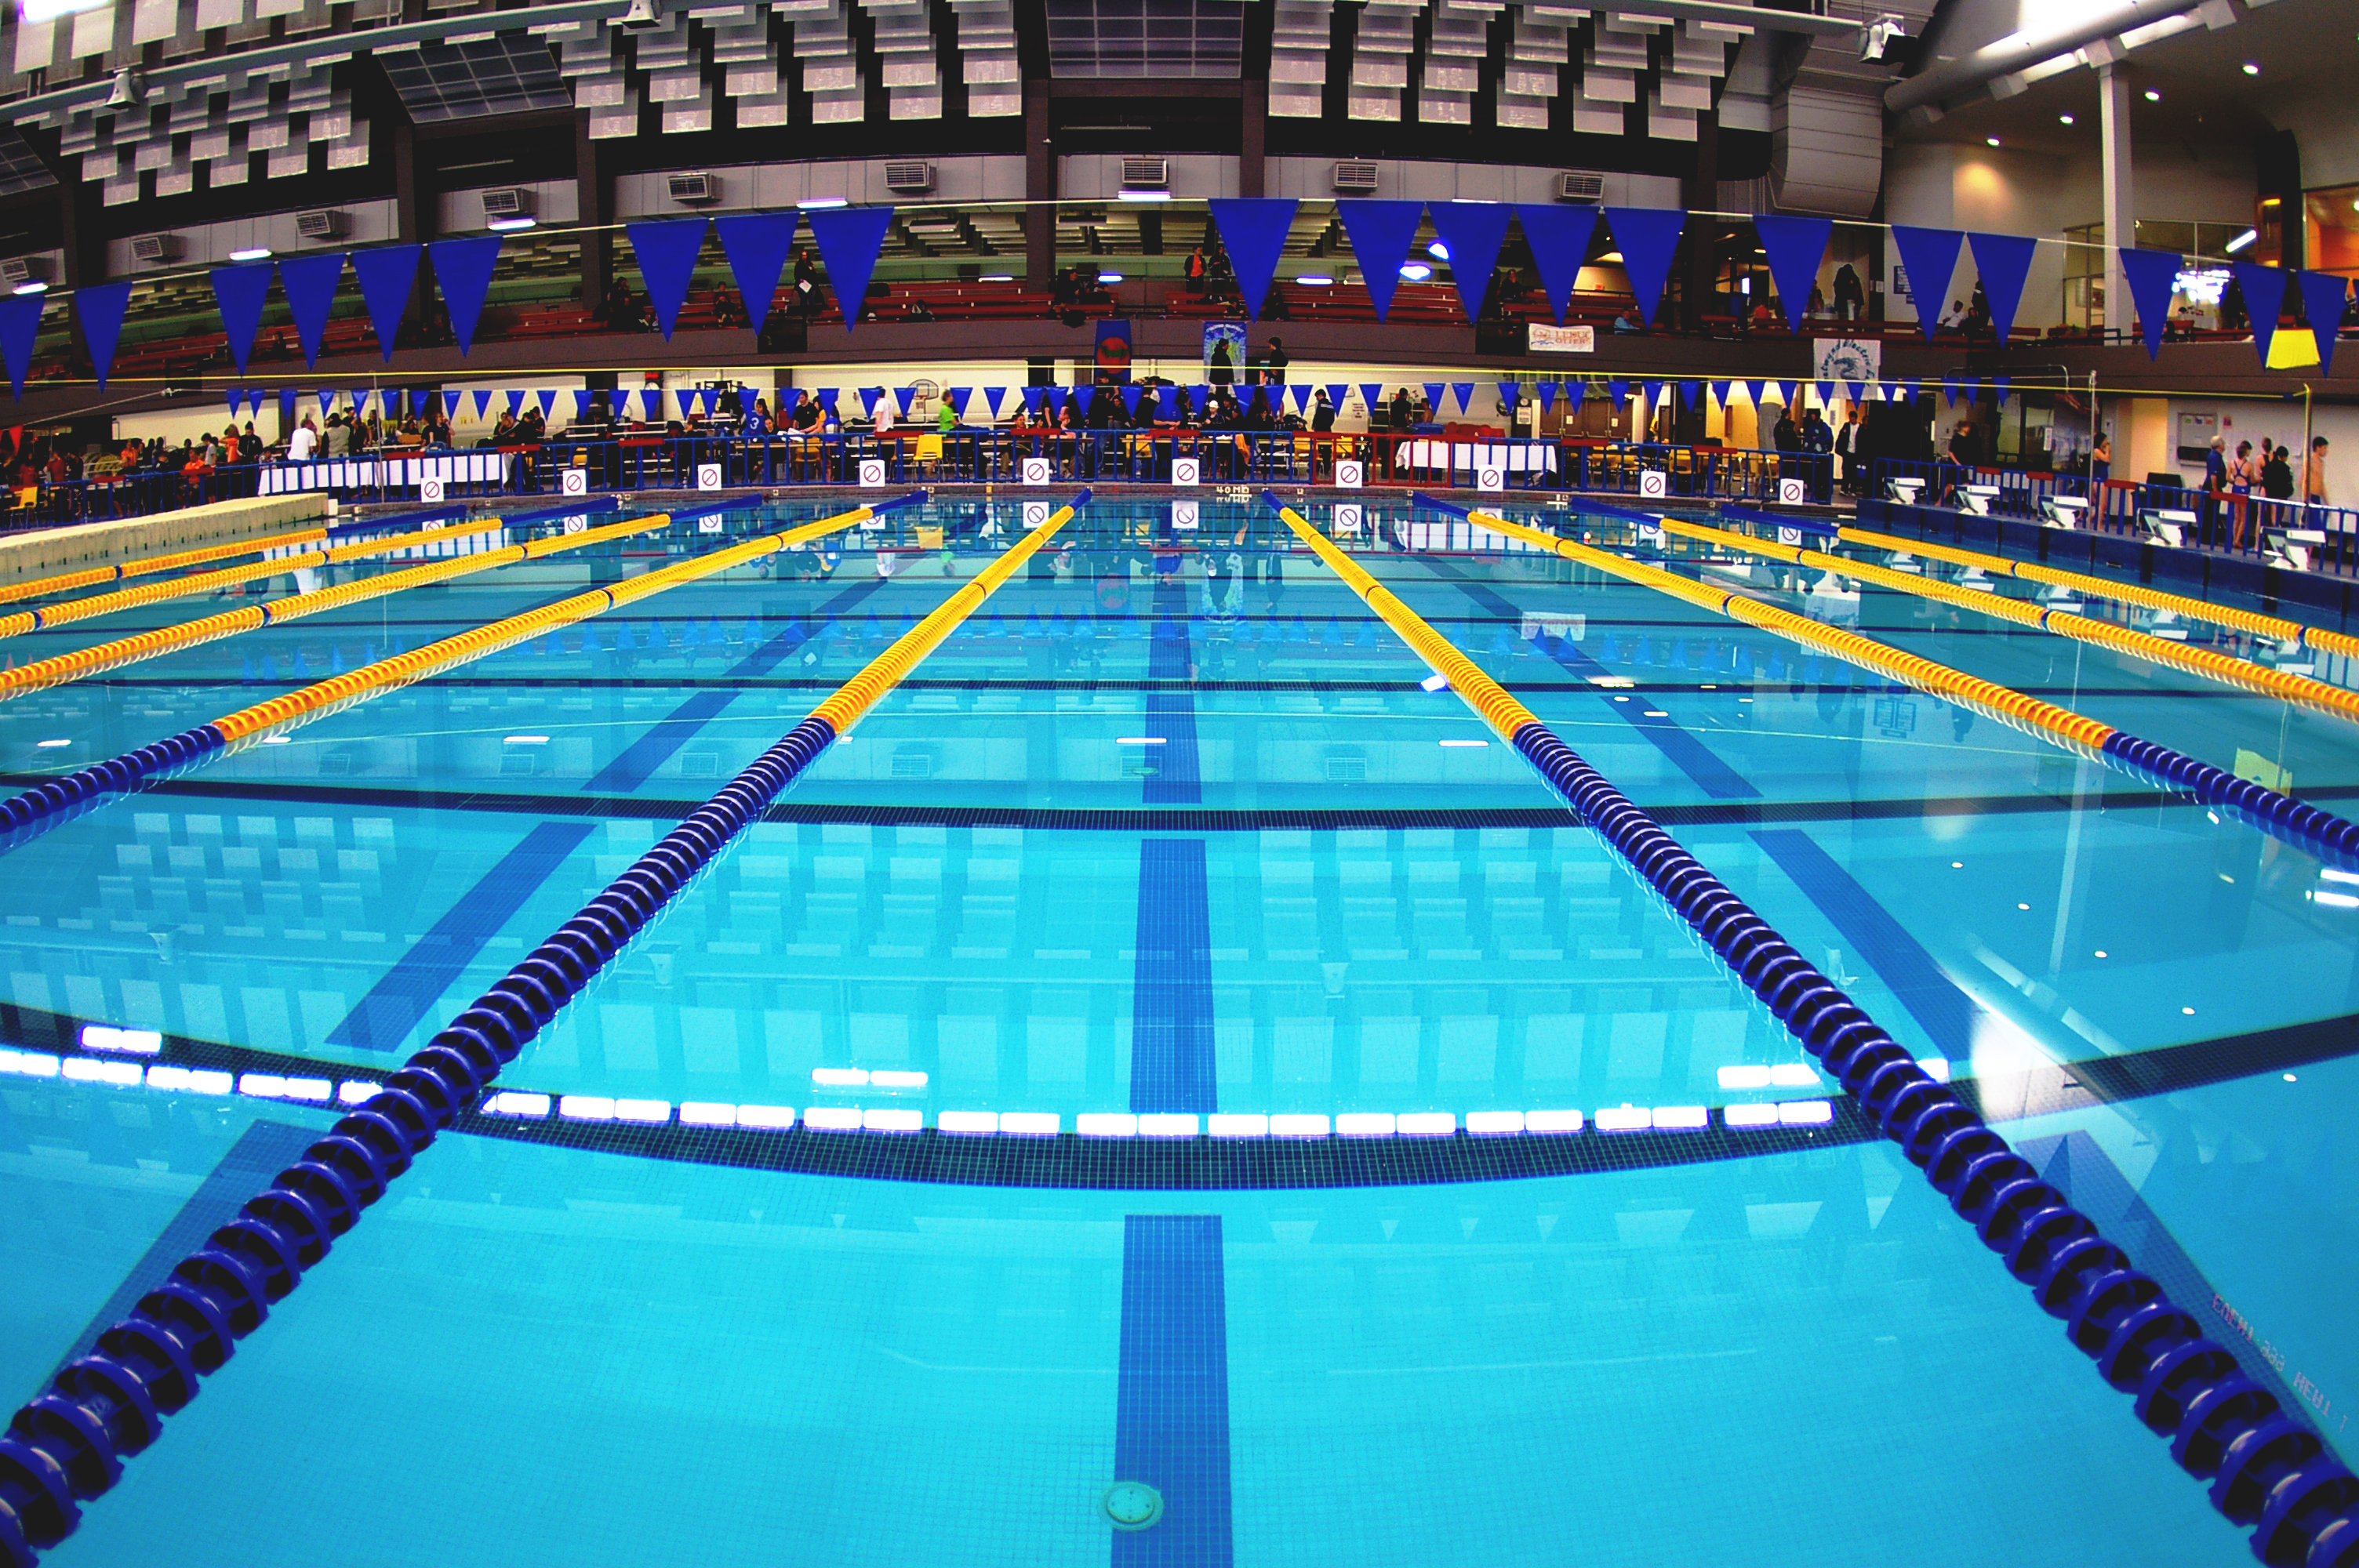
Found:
[1811,338,1881,387]
[1094,319,1132,383]
[1201,321,1248,383]
[1528,323,1596,354]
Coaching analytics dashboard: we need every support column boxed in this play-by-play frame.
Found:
[1240,79,1266,198]
[2098,64,2130,343]
[576,112,612,311]
[1025,81,1054,292]
[1681,111,1719,335]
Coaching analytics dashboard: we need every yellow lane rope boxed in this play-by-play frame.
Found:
[0,518,367,607]
[0,515,532,641]
[210,499,913,745]
[1658,517,2359,726]
[0,512,671,703]
[1448,506,2120,754]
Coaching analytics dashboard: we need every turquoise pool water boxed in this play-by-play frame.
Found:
[1,493,2351,1566]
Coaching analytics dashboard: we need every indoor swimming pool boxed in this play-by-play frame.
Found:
[2,491,2353,1566]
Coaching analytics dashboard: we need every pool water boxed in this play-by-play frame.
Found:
[2,493,2352,1566]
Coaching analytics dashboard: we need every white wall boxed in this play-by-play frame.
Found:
[613,156,1026,220]
[104,198,402,277]
[1267,156,1681,208]
[437,180,579,236]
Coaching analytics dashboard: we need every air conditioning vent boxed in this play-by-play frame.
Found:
[480,187,533,220]
[0,256,50,288]
[1556,170,1606,203]
[130,233,182,265]
[294,209,349,241]
[1332,159,1380,192]
[883,160,935,193]
[667,171,718,205]
[1118,158,1169,191]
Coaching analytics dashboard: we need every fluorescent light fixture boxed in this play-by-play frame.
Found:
[938,1110,997,1134]
[1295,274,1332,286]
[736,1103,797,1128]
[1439,738,1488,748]
[147,1065,230,1093]
[1725,1102,1779,1127]
[82,1025,162,1054]
[2318,890,2359,909]
[1116,735,1166,745]
[1398,262,1433,281]
[486,1091,552,1117]
[1985,136,2001,147]
[1397,1112,1456,1136]
[1718,1065,1772,1089]
[228,246,273,262]
[2059,113,2075,125]
[801,198,849,209]
[870,1069,927,1088]
[812,1066,868,1086]
[1336,1112,1395,1136]
[863,1108,921,1131]
[1654,1105,1708,1131]
[1000,1111,1060,1135]
[1768,1063,1819,1087]
[1270,1113,1329,1137]
[679,1102,736,1126]
[2,1051,61,1077]
[65,1057,143,1086]
[35,738,70,748]
[1420,673,1449,691]
[1097,272,1124,284]
[11,280,46,296]
[1595,1105,1651,1132]
[1467,1111,1524,1134]
[1427,240,1450,261]
[1526,1109,1583,1134]
[1078,1112,1137,1137]
[262,735,292,745]
[487,216,536,232]
[612,1098,670,1123]
[1779,1100,1834,1125]
[2241,60,2259,74]
[2143,88,2160,100]
[1118,189,1171,202]
[1140,1112,1199,1137]
[1209,1113,1268,1138]
[502,734,550,746]
[333,1078,373,1101]
[2226,228,2258,253]
[1916,1058,1950,1082]
[560,1095,616,1120]
[805,1105,862,1130]
[980,274,1013,282]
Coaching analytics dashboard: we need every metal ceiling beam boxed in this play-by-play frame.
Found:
[1884,0,2208,112]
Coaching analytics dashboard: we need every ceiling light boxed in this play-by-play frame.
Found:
[10,280,45,296]
[1427,240,1450,261]
[105,67,144,108]
[2059,113,2075,124]
[801,197,849,209]
[1097,271,1123,284]
[1399,261,1432,281]
[980,274,1013,281]
[2226,227,2257,253]
[1117,189,1171,202]
[1986,136,2001,146]
[227,246,272,262]
[2241,60,2259,74]
[485,216,536,232]
[1295,274,1332,285]
[2143,88,2160,101]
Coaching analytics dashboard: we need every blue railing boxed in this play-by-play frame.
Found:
[1868,457,2359,576]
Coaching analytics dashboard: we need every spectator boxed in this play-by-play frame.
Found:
[1832,263,1864,321]
[793,250,820,317]
[1834,406,1865,495]
[2090,433,2111,484]
[287,416,318,462]
[1310,388,1336,433]
[1262,336,1289,387]
[1772,405,1801,454]
[1800,406,1833,456]
[2303,435,2332,506]
[2262,441,2294,501]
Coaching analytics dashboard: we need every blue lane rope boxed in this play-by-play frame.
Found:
[0,489,1085,1566]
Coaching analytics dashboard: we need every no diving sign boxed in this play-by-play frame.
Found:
[1022,500,1052,528]
[1638,469,1668,499]
[1779,477,1809,504]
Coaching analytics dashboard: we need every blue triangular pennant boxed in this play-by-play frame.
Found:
[1428,201,1515,325]
[1606,379,1628,405]
[1043,387,1066,418]
[574,389,594,420]
[1966,232,2037,346]
[281,388,300,427]
[74,281,132,390]
[1121,385,1144,416]
[815,388,839,416]
[1604,207,1686,328]
[1753,214,1831,333]
[1889,226,1965,343]
[894,386,918,417]
[1205,198,1299,320]
[441,389,462,417]
[472,389,493,419]
[1535,381,1556,412]
[1992,376,2011,405]
[805,205,896,329]
[1324,383,1350,413]
[949,386,974,416]
[1514,204,1598,326]
[627,218,708,340]
[317,390,336,414]
[2,294,49,399]
[347,387,371,417]
[1023,386,1045,416]
[209,262,275,377]
[2234,262,2288,368]
[1450,381,1475,415]
[1359,383,1387,418]
[350,244,420,363]
[1334,200,1425,321]
[277,252,344,371]
[1423,383,1445,416]
[226,387,244,417]
[2301,271,2350,376]
[1564,380,1586,408]
[2114,246,2179,358]
[1157,386,1177,419]
[427,236,503,356]
[1496,381,1520,410]
[1817,380,1835,408]
[507,389,527,416]
[714,212,798,337]
[1075,386,1098,418]
[536,389,557,418]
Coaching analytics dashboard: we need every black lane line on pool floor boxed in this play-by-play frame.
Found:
[1131,573,1219,1117]
[325,583,888,1053]
[1427,562,1761,801]
[9,1000,2354,1190]
[1112,1214,1234,1568]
